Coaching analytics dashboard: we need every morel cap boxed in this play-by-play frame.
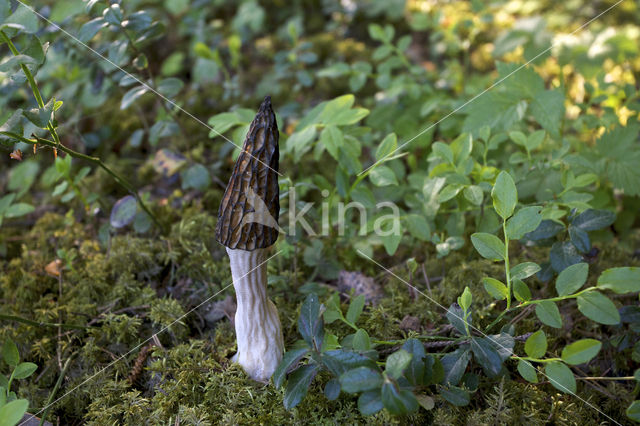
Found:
[215,96,280,251]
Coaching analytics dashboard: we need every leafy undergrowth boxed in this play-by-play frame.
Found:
[0,211,637,424]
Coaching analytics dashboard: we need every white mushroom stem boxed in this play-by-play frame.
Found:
[227,247,284,382]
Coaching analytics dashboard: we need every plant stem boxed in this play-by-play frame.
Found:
[503,220,512,310]
[0,30,60,145]
[517,286,597,308]
[39,354,74,426]
[0,132,164,232]
[513,356,562,363]
[0,313,88,330]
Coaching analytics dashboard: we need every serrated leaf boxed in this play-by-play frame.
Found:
[556,263,588,296]
[530,89,565,138]
[561,339,601,365]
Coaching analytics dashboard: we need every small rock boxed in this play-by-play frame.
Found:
[337,270,383,304]
[399,315,421,332]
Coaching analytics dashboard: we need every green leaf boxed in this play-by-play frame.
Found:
[0,399,29,426]
[324,378,341,401]
[597,267,640,294]
[0,193,16,216]
[385,349,412,380]
[181,164,210,191]
[12,362,37,379]
[530,89,565,138]
[510,262,541,281]
[577,291,620,325]
[470,233,505,261]
[0,54,38,73]
[446,304,469,335]
[463,185,483,206]
[22,102,53,128]
[5,6,39,33]
[375,133,397,161]
[2,339,19,367]
[505,206,542,240]
[491,171,518,219]
[568,226,590,253]
[156,77,184,97]
[439,386,470,406]
[550,242,582,273]
[561,339,601,365]
[556,263,588,296]
[482,277,508,300]
[121,85,148,109]
[535,301,562,328]
[471,337,503,377]
[352,329,371,351]
[339,367,383,393]
[437,184,463,203]
[78,17,108,42]
[544,361,576,394]
[358,390,384,415]
[381,382,418,415]
[524,330,547,358]
[402,339,427,386]
[273,348,309,388]
[321,349,377,376]
[513,279,531,302]
[320,125,343,161]
[572,209,616,231]
[405,214,431,241]
[369,166,397,186]
[283,364,319,409]
[110,195,137,229]
[298,294,324,348]
[627,401,640,422]
[441,348,471,386]
[509,131,527,147]
[517,360,538,383]
[346,295,365,325]
[432,142,454,164]
[458,286,472,311]
[4,203,34,219]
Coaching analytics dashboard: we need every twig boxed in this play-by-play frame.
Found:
[0,314,87,330]
[421,263,432,296]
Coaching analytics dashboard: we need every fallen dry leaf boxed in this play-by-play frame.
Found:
[45,259,63,277]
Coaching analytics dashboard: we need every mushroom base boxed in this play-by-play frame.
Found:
[227,247,284,382]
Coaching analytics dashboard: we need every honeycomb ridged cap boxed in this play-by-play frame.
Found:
[215,96,280,251]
